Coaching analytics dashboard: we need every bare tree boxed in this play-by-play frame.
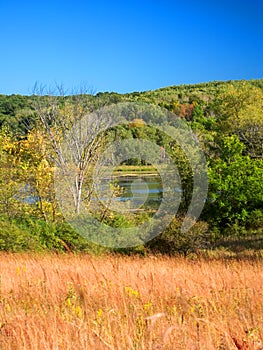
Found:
[32,84,113,215]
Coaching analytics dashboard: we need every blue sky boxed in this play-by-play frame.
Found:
[0,0,262,95]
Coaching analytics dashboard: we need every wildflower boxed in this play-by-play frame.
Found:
[125,286,139,298]
[74,305,83,318]
[143,302,152,310]
[97,308,103,318]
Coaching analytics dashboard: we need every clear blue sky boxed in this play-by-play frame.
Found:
[0,0,262,95]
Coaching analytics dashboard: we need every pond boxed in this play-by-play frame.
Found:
[97,174,164,210]
[22,173,182,213]
[117,175,162,202]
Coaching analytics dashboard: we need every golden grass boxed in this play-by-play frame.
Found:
[0,253,263,349]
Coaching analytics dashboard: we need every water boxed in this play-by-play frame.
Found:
[23,174,180,212]
[97,175,163,210]
[117,175,163,203]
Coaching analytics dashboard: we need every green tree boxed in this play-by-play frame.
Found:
[215,82,263,159]
[205,135,263,233]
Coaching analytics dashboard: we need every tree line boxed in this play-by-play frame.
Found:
[0,79,262,254]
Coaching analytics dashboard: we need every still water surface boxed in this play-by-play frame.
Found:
[98,175,163,209]
[117,175,163,202]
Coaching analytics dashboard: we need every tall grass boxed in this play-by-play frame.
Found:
[0,253,263,349]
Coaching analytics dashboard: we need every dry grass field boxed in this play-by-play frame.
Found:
[0,253,263,349]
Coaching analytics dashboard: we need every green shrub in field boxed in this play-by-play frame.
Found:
[146,217,211,256]
[0,217,42,251]
[247,209,263,232]
[0,215,107,253]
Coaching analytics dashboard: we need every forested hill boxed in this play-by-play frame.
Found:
[125,78,263,101]
[0,78,262,254]
[1,78,263,134]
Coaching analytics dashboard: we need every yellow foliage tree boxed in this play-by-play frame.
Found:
[0,130,22,217]
[17,129,59,221]
[220,82,263,158]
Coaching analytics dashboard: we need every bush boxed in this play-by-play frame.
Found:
[146,218,211,256]
[247,209,263,232]
[0,218,42,251]
[0,216,102,253]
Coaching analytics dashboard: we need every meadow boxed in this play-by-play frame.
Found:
[0,253,263,349]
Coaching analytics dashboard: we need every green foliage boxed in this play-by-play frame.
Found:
[0,78,262,254]
[205,136,263,232]
[247,210,263,232]
[0,95,36,136]
[0,217,41,252]
[0,215,103,253]
[146,218,210,256]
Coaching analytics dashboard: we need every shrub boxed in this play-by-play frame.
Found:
[247,209,263,232]
[0,218,42,251]
[0,216,101,253]
[146,217,211,256]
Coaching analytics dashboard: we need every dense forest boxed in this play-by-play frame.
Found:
[0,79,262,255]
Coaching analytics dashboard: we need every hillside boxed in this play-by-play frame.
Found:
[1,78,263,133]
[0,78,262,254]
